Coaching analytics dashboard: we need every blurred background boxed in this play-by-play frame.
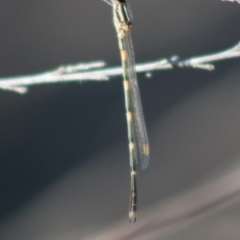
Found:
[1,0,240,239]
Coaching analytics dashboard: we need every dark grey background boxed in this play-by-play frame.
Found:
[0,0,240,239]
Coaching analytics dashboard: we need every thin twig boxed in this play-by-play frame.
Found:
[1,41,240,94]
[86,164,240,240]
[221,0,240,3]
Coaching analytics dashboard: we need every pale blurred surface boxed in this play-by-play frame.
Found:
[1,0,240,239]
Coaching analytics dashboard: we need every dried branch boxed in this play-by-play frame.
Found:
[221,0,240,3]
[1,41,240,94]
[86,164,240,240]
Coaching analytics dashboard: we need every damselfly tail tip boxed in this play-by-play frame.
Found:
[129,211,136,223]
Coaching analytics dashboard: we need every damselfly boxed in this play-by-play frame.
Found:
[103,0,149,223]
